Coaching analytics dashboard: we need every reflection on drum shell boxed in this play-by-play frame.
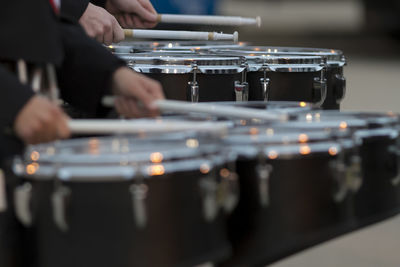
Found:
[221,146,355,266]
[247,70,324,104]
[145,72,243,102]
[13,162,232,267]
[354,129,400,226]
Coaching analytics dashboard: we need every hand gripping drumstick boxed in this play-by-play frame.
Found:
[156,14,262,27]
[101,97,288,122]
[124,29,239,42]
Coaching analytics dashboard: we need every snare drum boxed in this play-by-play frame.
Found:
[219,127,357,266]
[213,46,346,110]
[118,52,247,102]
[12,137,238,267]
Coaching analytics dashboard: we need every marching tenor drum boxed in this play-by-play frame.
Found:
[212,46,346,109]
[282,111,400,227]
[219,127,358,266]
[210,51,328,107]
[118,53,247,102]
[12,136,238,267]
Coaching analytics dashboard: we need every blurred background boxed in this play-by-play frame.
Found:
[153,0,400,266]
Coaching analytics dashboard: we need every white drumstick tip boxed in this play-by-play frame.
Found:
[233,31,239,43]
[256,16,262,28]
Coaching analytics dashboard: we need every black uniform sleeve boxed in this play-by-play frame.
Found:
[0,66,34,132]
[90,0,107,8]
[56,20,125,117]
[60,0,90,21]
[0,66,34,162]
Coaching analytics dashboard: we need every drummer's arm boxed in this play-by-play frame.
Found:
[56,19,163,118]
[0,66,70,145]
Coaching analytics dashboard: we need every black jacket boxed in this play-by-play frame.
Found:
[61,0,107,21]
[0,0,125,162]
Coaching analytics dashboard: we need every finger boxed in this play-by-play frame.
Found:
[113,20,125,43]
[57,114,71,139]
[131,2,157,23]
[103,22,114,45]
[139,0,157,14]
[95,33,104,44]
[115,97,131,117]
[116,14,127,28]
[119,98,136,118]
[124,14,135,28]
[131,16,146,29]
[126,98,145,118]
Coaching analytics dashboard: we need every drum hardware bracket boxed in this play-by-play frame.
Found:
[0,169,7,213]
[334,74,346,104]
[199,175,219,222]
[260,67,270,102]
[347,155,363,192]
[312,76,327,107]
[52,183,71,232]
[256,153,273,208]
[388,146,400,186]
[218,165,239,213]
[130,181,149,229]
[330,154,355,203]
[14,182,34,227]
[234,81,249,102]
[188,62,200,102]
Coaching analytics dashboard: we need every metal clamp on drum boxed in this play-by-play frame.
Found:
[129,182,149,229]
[388,145,400,186]
[52,183,71,232]
[312,76,327,107]
[199,174,219,222]
[218,163,239,213]
[330,151,359,203]
[234,81,249,102]
[14,182,33,227]
[188,62,199,102]
[256,152,273,208]
[334,74,346,104]
[260,65,270,102]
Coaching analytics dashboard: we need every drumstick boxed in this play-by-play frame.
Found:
[101,97,288,122]
[157,14,262,28]
[124,29,239,42]
[67,119,229,135]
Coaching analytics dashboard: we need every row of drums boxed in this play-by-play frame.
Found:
[1,101,400,267]
[109,41,346,110]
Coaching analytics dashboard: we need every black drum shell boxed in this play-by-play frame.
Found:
[355,133,400,226]
[247,71,323,105]
[16,168,231,267]
[0,163,26,267]
[221,152,355,267]
[144,72,243,102]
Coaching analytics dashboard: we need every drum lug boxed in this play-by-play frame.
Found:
[234,81,249,102]
[199,176,219,222]
[334,74,346,104]
[256,162,273,208]
[0,169,7,213]
[14,182,33,227]
[259,78,270,101]
[130,183,148,229]
[188,62,200,102]
[312,77,327,107]
[331,151,360,203]
[218,169,239,213]
[388,146,400,186]
[347,155,363,192]
[52,185,71,232]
